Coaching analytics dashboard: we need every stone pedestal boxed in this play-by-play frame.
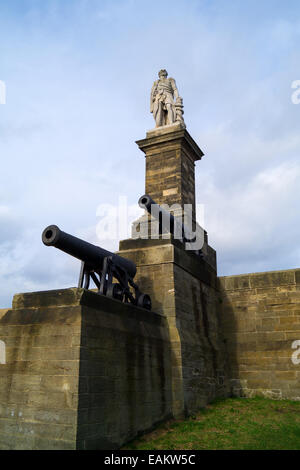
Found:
[119,126,229,416]
[136,124,216,271]
[136,123,203,222]
[118,238,229,417]
[0,289,172,449]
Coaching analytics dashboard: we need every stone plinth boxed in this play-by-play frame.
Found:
[136,124,204,222]
[136,125,216,271]
[120,126,227,416]
[118,238,229,416]
[0,288,172,449]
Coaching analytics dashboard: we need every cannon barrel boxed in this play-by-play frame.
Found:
[138,194,177,235]
[138,194,190,240]
[139,195,204,255]
[42,225,136,278]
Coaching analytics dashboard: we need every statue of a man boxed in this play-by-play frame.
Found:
[150,69,185,128]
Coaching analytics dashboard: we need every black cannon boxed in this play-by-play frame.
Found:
[42,225,151,310]
[138,194,204,254]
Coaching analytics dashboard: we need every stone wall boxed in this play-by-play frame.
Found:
[2,265,300,450]
[0,288,172,449]
[219,269,300,400]
[118,238,230,417]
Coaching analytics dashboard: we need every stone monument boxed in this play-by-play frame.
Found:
[118,69,228,417]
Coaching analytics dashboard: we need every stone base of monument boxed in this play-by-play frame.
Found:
[118,236,230,418]
[0,289,172,450]
[116,122,231,417]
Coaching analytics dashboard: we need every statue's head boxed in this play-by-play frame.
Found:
[158,69,168,78]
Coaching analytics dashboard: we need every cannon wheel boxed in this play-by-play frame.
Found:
[137,294,152,311]
[106,283,124,302]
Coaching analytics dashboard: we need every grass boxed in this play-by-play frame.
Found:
[122,397,300,450]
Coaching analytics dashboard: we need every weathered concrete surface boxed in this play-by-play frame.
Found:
[219,269,300,400]
[0,288,172,449]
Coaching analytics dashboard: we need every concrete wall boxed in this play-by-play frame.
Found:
[219,269,300,400]
[0,288,172,449]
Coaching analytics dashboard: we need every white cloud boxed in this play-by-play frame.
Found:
[198,152,300,274]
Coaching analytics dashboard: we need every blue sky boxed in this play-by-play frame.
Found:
[0,0,300,306]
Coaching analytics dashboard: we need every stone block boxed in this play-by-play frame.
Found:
[249,270,295,288]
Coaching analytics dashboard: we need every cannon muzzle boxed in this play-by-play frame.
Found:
[138,194,204,253]
[42,224,136,278]
[138,194,187,240]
